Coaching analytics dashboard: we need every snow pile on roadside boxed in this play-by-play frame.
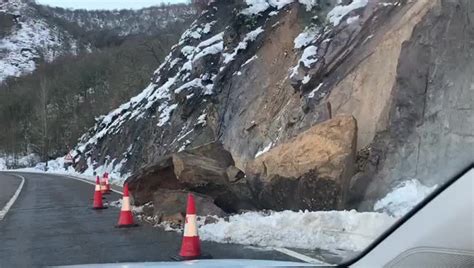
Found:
[16,156,130,187]
[0,158,6,170]
[0,154,40,170]
[197,210,395,252]
[374,179,438,218]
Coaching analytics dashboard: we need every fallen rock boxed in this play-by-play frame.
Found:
[127,141,257,212]
[226,165,245,182]
[152,189,226,223]
[127,156,185,205]
[246,116,357,211]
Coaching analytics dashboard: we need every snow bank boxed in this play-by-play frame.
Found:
[374,179,438,218]
[0,154,40,170]
[198,210,395,252]
[18,155,130,187]
[0,158,6,171]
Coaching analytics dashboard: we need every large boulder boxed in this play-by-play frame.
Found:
[246,115,357,211]
[127,156,185,205]
[172,141,234,185]
[127,141,254,212]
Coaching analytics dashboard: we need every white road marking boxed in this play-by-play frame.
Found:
[6,171,123,195]
[0,174,25,221]
[273,247,329,265]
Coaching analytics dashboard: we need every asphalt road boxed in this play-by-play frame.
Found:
[0,172,301,267]
[0,173,20,210]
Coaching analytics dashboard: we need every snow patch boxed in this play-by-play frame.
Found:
[346,15,360,24]
[308,83,323,98]
[298,0,319,11]
[199,210,395,252]
[374,179,438,218]
[241,0,293,16]
[327,0,368,26]
[294,27,319,49]
[300,45,318,67]
[255,142,273,158]
[223,27,264,64]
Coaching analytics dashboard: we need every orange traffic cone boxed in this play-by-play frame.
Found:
[116,183,138,228]
[93,176,107,210]
[104,172,111,193]
[100,175,108,194]
[179,193,201,259]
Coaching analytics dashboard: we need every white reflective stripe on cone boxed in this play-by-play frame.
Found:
[183,214,198,237]
[100,184,107,190]
[121,196,131,211]
[95,184,101,191]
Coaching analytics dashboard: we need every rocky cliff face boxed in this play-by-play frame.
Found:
[73,0,474,212]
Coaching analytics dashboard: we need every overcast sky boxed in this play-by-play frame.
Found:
[36,0,189,10]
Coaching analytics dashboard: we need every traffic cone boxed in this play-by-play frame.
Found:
[104,172,111,193]
[116,183,138,228]
[179,193,201,259]
[93,176,107,210]
[100,175,108,194]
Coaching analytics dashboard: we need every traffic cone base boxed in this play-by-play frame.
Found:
[92,207,108,210]
[172,253,212,261]
[115,223,138,228]
[180,236,201,259]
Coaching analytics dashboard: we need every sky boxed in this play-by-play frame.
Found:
[36,0,189,10]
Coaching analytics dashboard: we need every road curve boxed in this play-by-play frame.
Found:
[0,172,297,267]
[0,173,21,211]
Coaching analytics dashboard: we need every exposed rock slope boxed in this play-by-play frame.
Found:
[72,0,474,212]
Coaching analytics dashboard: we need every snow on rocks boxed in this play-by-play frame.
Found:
[255,142,273,158]
[223,27,264,64]
[294,27,319,49]
[240,0,321,16]
[197,210,395,252]
[289,45,318,80]
[298,0,319,11]
[300,45,318,67]
[374,179,438,218]
[346,15,360,24]
[241,0,272,15]
[327,0,368,26]
[196,113,207,126]
[308,83,324,98]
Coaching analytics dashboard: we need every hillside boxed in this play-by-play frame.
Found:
[0,0,196,165]
[62,0,474,214]
[34,3,196,37]
[0,0,83,83]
